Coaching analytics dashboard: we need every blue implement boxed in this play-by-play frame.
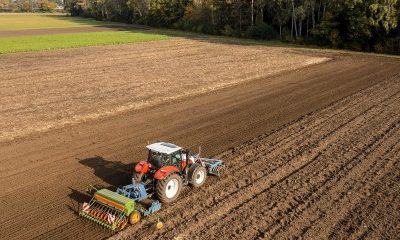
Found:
[141,200,162,216]
[116,182,149,201]
[199,158,225,176]
[116,181,162,216]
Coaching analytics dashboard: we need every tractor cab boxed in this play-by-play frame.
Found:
[146,142,186,170]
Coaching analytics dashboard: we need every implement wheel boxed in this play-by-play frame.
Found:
[188,163,207,187]
[155,221,164,230]
[156,173,182,203]
[129,211,141,224]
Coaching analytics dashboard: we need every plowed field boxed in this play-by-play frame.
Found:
[114,69,400,240]
[0,39,328,143]
[0,39,399,240]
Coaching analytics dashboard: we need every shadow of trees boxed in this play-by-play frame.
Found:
[44,14,310,50]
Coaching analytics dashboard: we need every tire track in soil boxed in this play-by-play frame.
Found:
[328,160,400,240]
[260,86,397,232]
[266,111,400,239]
[111,72,396,238]
[298,143,400,240]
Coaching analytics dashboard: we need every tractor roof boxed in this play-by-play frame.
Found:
[146,142,182,155]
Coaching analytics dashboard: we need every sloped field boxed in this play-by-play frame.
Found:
[0,38,328,142]
[1,42,399,240]
[113,74,400,240]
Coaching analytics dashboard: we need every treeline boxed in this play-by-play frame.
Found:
[65,0,400,54]
[0,0,62,12]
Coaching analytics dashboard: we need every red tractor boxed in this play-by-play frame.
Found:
[131,142,224,203]
[80,142,224,231]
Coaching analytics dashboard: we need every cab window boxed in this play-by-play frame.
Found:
[171,151,182,166]
[148,151,164,168]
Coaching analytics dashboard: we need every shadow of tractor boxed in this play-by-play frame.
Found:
[78,156,133,187]
[68,156,134,214]
[67,187,91,214]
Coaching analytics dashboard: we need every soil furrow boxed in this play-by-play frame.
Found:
[120,79,400,240]
[269,118,400,239]
[2,40,400,240]
[176,89,400,240]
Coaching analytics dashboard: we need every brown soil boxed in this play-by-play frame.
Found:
[0,43,399,240]
[114,66,400,240]
[0,25,149,37]
[0,39,328,143]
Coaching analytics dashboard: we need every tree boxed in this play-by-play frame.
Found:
[64,0,400,54]
[296,5,306,36]
[369,0,398,33]
[14,0,33,12]
[270,0,290,38]
[0,0,10,10]
[127,0,150,18]
[290,0,298,38]
[38,0,57,11]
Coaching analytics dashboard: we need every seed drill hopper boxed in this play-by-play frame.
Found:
[79,186,162,231]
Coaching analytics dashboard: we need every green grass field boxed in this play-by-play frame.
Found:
[0,31,171,54]
[0,13,171,53]
[0,13,110,31]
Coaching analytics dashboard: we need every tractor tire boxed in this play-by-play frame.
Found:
[156,173,182,203]
[188,163,207,187]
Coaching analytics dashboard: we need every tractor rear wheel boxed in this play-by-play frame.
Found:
[156,173,182,203]
[188,163,207,187]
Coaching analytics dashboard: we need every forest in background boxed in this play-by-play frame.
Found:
[10,0,400,54]
[0,0,63,12]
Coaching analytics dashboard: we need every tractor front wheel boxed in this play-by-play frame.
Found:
[156,173,182,203]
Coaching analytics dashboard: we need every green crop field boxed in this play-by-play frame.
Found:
[0,31,171,54]
[0,13,109,31]
[0,13,172,54]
